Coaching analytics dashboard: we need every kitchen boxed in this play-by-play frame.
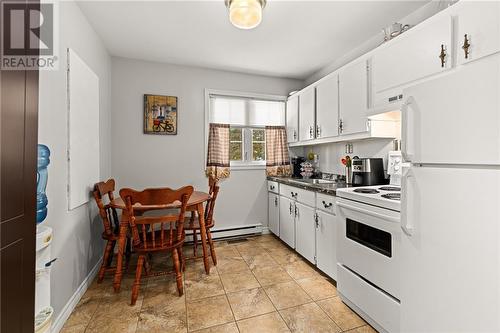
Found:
[1,1,499,332]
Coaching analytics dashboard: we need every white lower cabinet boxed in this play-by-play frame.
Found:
[268,193,280,236]
[279,196,295,248]
[315,210,337,280]
[295,202,316,264]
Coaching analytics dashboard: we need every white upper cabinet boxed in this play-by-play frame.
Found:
[339,59,369,135]
[316,74,339,139]
[455,1,500,66]
[286,95,299,143]
[298,87,316,141]
[372,14,452,106]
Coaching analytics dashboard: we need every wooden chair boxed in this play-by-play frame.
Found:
[93,179,131,283]
[120,186,193,305]
[184,179,220,265]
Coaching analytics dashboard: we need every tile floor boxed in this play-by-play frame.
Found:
[61,234,377,333]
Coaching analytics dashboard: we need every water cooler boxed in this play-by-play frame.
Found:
[34,145,54,333]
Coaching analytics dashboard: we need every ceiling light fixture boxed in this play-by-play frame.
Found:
[225,0,266,30]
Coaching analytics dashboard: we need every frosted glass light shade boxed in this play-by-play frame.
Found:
[228,0,265,30]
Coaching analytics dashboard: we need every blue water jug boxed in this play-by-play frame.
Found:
[37,144,50,224]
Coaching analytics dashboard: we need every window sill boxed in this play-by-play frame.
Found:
[230,164,266,171]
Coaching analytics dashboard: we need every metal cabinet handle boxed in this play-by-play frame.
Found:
[295,205,298,217]
[339,119,343,134]
[462,34,470,59]
[293,130,297,140]
[322,200,333,209]
[309,126,313,138]
[316,124,321,138]
[274,197,278,206]
[289,202,293,214]
[439,44,446,68]
[314,213,319,228]
[270,185,275,190]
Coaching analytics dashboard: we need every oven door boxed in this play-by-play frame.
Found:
[336,197,401,299]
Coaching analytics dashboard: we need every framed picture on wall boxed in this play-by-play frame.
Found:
[143,94,178,135]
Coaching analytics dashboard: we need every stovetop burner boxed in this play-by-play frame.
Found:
[353,188,380,194]
[382,193,401,200]
[379,186,401,191]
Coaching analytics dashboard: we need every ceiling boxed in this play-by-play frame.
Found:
[77,1,428,80]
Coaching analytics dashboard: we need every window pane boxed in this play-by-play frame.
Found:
[230,128,242,141]
[253,143,265,161]
[230,142,242,161]
[252,129,265,141]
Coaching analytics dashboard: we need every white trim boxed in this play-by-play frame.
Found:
[51,258,102,333]
[209,223,264,239]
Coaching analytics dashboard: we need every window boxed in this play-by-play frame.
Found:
[207,90,286,169]
[229,127,266,167]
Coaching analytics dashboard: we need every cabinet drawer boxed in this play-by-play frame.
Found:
[267,181,279,194]
[279,184,315,207]
[316,193,336,214]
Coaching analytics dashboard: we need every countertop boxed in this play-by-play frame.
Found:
[267,176,349,196]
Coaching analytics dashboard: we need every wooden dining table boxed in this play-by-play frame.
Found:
[110,191,211,292]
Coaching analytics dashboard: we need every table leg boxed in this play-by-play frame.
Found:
[196,203,210,274]
[113,210,129,292]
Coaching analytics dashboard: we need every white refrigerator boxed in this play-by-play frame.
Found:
[400,54,500,332]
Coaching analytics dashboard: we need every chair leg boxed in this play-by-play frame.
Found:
[107,240,116,267]
[131,255,144,306]
[206,228,217,266]
[125,238,132,272]
[172,248,183,296]
[193,229,198,257]
[98,239,114,283]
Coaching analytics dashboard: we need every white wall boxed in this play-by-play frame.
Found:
[111,58,302,230]
[38,0,112,326]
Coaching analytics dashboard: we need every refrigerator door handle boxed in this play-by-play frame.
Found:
[401,165,414,236]
[401,97,414,162]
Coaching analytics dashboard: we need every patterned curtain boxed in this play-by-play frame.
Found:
[206,123,230,181]
[265,126,292,177]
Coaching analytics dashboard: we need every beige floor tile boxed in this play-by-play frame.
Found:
[62,296,100,328]
[252,265,293,286]
[86,315,139,333]
[345,325,378,333]
[220,269,260,293]
[296,276,337,301]
[194,322,239,333]
[242,252,279,270]
[185,272,225,301]
[139,286,186,332]
[59,323,88,333]
[216,257,249,274]
[283,260,320,280]
[236,243,268,256]
[213,246,240,259]
[263,281,312,310]
[317,297,366,331]
[184,259,218,280]
[187,295,234,331]
[227,287,275,320]
[270,250,301,265]
[237,312,290,333]
[279,302,341,333]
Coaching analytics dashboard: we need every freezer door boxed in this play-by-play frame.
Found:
[401,54,500,165]
[400,165,500,332]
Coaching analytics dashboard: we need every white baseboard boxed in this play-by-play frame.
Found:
[184,223,264,241]
[51,257,102,333]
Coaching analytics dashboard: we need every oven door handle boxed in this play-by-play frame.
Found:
[337,202,399,224]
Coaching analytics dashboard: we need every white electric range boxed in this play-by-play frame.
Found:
[335,151,402,333]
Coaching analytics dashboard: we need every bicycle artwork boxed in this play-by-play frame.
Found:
[143,94,178,135]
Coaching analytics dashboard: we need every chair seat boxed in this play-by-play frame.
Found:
[183,216,215,230]
[134,230,185,253]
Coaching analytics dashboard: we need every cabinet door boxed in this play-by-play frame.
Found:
[316,211,337,280]
[316,74,339,139]
[456,1,500,66]
[298,87,316,141]
[286,95,299,143]
[372,14,452,95]
[279,196,295,248]
[339,60,369,135]
[295,203,316,264]
[268,193,280,236]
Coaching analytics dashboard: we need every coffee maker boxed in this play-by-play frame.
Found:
[351,158,387,186]
[291,156,306,178]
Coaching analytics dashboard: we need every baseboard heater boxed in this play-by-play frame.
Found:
[184,223,264,242]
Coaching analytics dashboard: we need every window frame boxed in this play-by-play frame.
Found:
[229,126,266,169]
[204,89,286,171]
